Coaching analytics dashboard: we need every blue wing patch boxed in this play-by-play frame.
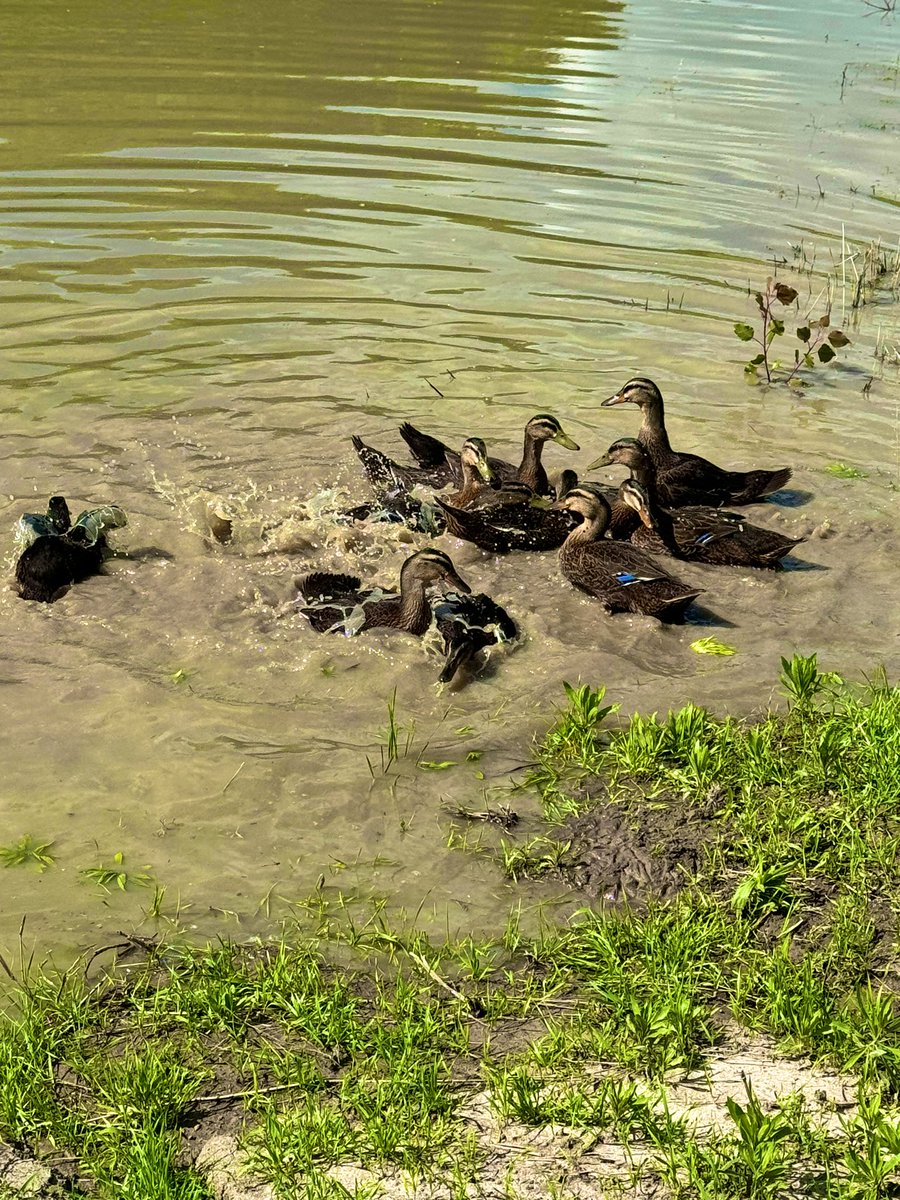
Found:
[615,571,664,586]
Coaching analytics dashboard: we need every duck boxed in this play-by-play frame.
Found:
[432,591,518,683]
[295,547,470,637]
[15,497,127,603]
[593,439,805,568]
[435,469,636,554]
[555,485,702,621]
[399,414,580,496]
[351,433,530,516]
[601,378,792,507]
[436,494,578,553]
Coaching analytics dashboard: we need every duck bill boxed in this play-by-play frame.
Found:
[553,430,580,451]
[443,566,472,594]
[586,453,612,470]
[473,451,493,483]
[636,506,657,531]
[601,391,627,407]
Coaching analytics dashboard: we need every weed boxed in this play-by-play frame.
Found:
[498,835,570,881]
[826,461,868,479]
[81,852,153,892]
[0,835,55,870]
[735,277,850,384]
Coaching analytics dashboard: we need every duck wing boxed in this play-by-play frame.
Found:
[656,452,792,508]
[295,574,400,636]
[433,591,518,682]
[437,498,576,553]
[399,422,520,486]
[351,435,446,491]
[560,541,701,621]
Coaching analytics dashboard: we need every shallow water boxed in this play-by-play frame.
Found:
[1,0,898,960]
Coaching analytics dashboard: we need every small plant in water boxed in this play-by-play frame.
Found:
[691,636,737,657]
[734,277,849,384]
[369,689,415,775]
[825,461,868,480]
[81,852,152,892]
[0,835,55,870]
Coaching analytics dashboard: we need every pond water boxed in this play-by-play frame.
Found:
[1,0,898,961]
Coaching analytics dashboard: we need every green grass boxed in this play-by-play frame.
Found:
[0,654,898,1197]
[0,835,55,870]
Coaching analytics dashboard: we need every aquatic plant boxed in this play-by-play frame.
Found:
[734,277,850,384]
[0,835,55,870]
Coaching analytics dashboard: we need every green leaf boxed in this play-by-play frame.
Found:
[828,329,850,347]
[691,637,737,657]
[803,353,814,368]
[818,343,836,363]
[774,283,798,305]
[418,760,456,771]
[770,318,785,336]
[796,326,811,342]
[734,322,756,342]
[465,750,483,762]
[825,461,867,479]
[749,353,765,365]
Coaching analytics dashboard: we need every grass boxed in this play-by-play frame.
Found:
[0,835,55,870]
[0,655,898,1197]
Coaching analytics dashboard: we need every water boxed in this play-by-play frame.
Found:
[1,0,898,960]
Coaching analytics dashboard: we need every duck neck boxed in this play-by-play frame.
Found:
[564,511,606,546]
[637,396,673,460]
[518,433,548,493]
[398,575,433,634]
[451,455,484,506]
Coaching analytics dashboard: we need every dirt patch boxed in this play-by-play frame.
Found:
[559,786,713,905]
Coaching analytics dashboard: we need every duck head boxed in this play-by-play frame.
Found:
[587,437,650,472]
[553,483,612,533]
[619,478,659,531]
[401,548,472,594]
[459,437,494,482]
[525,415,580,450]
[601,378,663,409]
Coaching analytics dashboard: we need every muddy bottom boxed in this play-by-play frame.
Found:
[559,782,713,905]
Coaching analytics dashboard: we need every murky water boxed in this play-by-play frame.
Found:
[1,0,898,960]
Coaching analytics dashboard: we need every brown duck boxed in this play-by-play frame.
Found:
[556,484,702,621]
[592,438,805,568]
[399,414,579,495]
[602,378,791,506]
[296,548,470,636]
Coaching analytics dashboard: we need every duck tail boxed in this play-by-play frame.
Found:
[296,571,361,602]
[659,590,703,622]
[732,466,793,503]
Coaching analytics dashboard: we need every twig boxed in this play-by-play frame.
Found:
[406,950,488,1024]
[193,1080,328,1104]
[423,377,444,398]
[222,761,246,793]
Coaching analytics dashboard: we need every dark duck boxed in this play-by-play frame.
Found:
[555,484,702,622]
[346,435,526,532]
[602,377,792,507]
[398,414,580,496]
[15,497,127,603]
[432,591,518,683]
[593,438,805,568]
[295,547,471,637]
